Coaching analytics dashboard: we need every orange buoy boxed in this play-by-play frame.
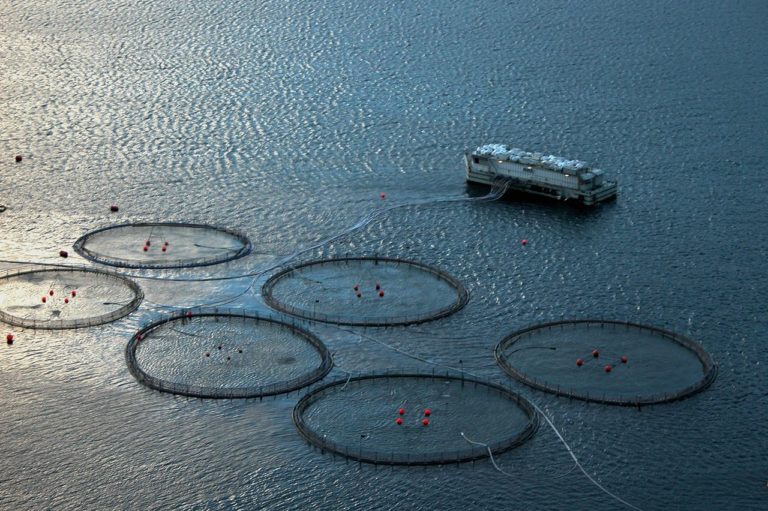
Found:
[592,349,599,358]
[424,408,431,417]
[71,290,77,297]
[110,205,119,212]
[621,356,628,364]
[422,418,429,426]
[378,291,384,297]
[64,297,69,304]
[41,296,47,303]
[59,250,68,258]
[396,418,403,425]
[576,358,584,367]
[15,155,22,162]
[398,408,405,415]
[604,365,612,373]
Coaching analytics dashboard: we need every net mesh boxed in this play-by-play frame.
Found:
[293,373,538,465]
[125,309,333,398]
[0,266,143,329]
[495,319,717,405]
[262,257,469,326]
[73,222,251,269]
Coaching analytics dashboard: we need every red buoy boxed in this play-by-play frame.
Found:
[15,155,22,162]
[110,205,119,212]
[592,349,599,358]
[604,365,612,373]
[378,291,384,297]
[64,297,69,304]
[424,408,431,417]
[161,246,167,252]
[186,310,193,318]
[380,192,386,199]
[49,289,54,296]
[576,358,584,367]
[6,333,13,343]
[396,418,403,425]
[143,246,148,252]
[422,418,429,426]
[59,250,68,258]
[398,408,405,415]
[41,296,47,303]
[71,290,77,297]
[521,239,528,246]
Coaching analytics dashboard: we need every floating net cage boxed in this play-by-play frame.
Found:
[73,222,252,269]
[125,310,334,399]
[0,267,143,329]
[262,257,469,326]
[495,319,717,406]
[293,373,538,466]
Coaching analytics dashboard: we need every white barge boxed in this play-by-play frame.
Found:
[465,144,617,206]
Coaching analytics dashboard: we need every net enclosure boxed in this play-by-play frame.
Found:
[293,373,538,466]
[125,310,333,399]
[73,222,251,269]
[495,319,717,406]
[0,267,143,329]
[262,257,469,326]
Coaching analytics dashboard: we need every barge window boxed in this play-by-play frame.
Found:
[472,157,480,164]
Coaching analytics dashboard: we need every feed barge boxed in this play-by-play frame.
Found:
[465,144,617,206]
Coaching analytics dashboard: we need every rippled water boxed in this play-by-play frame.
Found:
[1,1,766,509]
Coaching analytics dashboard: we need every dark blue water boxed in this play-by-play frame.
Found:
[1,1,766,509]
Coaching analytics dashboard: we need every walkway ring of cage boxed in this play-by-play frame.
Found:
[262,256,470,326]
[495,319,717,406]
[293,373,539,466]
[0,266,143,329]
[73,222,252,269]
[125,309,334,399]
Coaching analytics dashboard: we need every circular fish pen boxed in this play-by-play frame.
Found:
[293,373,538,466]
[0,267,143,329]
[495,320,717,406]
[73,222,251,269]
[125,310,333,399]
[262,257,469,326]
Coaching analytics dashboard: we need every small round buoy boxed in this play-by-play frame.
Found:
[396,418,403,425]
[353,284,359,291]
[110,205,119,212]
[205,352,210,357]
[375,283,380,290]
[15,155,22,162]
[59,250,68,258]
[621,355,628,364]
[378,290,384,297]
[604,365,612,373]
[161,246,167,252]
[521,239,528,246]
[227,356,231,361]
[71,290,77,297]
[145,240,151,247]
[186,311,192,318]
[6,333,14,343]
[592,349,599,358]
[64,297,69,304]
[422,418,429,426]
[238,349,242,354]
[398,408,405,415]
[142,246,148,252]
[380,192,386,199]
[424,408,431,417]
[41,296,47,303]
[217,345,222,350]
[164,241,169,246]
[356,293,362,299]
[49,289,54,296]
[576,358,584,367]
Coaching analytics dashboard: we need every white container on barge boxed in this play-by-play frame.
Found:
[465,144,617,206]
